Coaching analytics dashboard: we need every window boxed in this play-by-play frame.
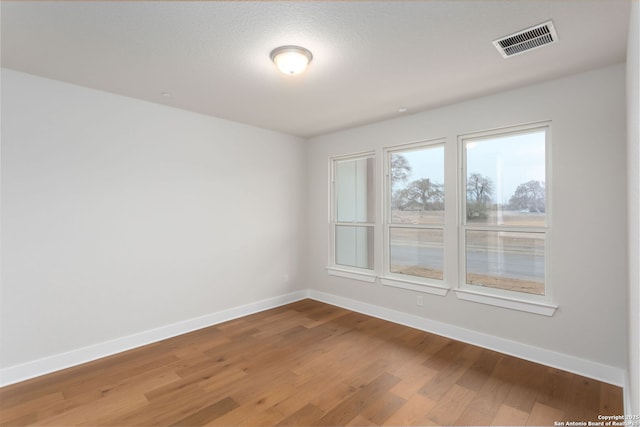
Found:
[325,123,555,314]
[328,153,376,281]
[381,140,449,295]
[458,123,555,315]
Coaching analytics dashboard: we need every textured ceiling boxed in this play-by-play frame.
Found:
[1,1,631,138]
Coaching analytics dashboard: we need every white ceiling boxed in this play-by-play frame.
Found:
[1,1,631,138]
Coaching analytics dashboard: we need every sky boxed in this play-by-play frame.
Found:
[394,129,546,204]
[466,130,546,203]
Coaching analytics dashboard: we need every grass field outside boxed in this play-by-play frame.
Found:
[389,209,545,295]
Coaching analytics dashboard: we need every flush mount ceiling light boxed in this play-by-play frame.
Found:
[270,45,313,75]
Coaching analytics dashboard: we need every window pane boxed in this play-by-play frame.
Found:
[465,230,545,295]
[465,130,546,227]
[336,157,375,223]
[389,227,443,280]
[390,145,444,225]
[336,225,374,270]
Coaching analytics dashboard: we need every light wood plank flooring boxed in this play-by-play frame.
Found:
[0,299,623,426]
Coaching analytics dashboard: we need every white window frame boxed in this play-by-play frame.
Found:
[381,139,450,296]
[327,151,377,283]
[456,122,557,316]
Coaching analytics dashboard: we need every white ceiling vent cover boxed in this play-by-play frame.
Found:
[493,20,558,58]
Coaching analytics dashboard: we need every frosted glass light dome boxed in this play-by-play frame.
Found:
[270,46,313,75]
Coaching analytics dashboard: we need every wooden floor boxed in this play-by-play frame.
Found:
[0,300,623,426]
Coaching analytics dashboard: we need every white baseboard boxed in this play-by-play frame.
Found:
[0,290,309,387]
[0,288,626,391]
[308,290,626,387]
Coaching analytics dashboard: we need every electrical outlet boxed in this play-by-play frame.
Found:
[284,274,289,283]
[416,295,424,306]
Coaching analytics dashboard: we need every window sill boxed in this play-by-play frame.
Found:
[454,288,557,316]
[326,267,376,283]
[380,276,449,296]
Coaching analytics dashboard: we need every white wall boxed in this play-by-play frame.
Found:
[626,1,639,415]
[0,69,306,370]
[307,64,628,374]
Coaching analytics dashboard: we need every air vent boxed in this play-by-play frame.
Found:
[493,20,558,58]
